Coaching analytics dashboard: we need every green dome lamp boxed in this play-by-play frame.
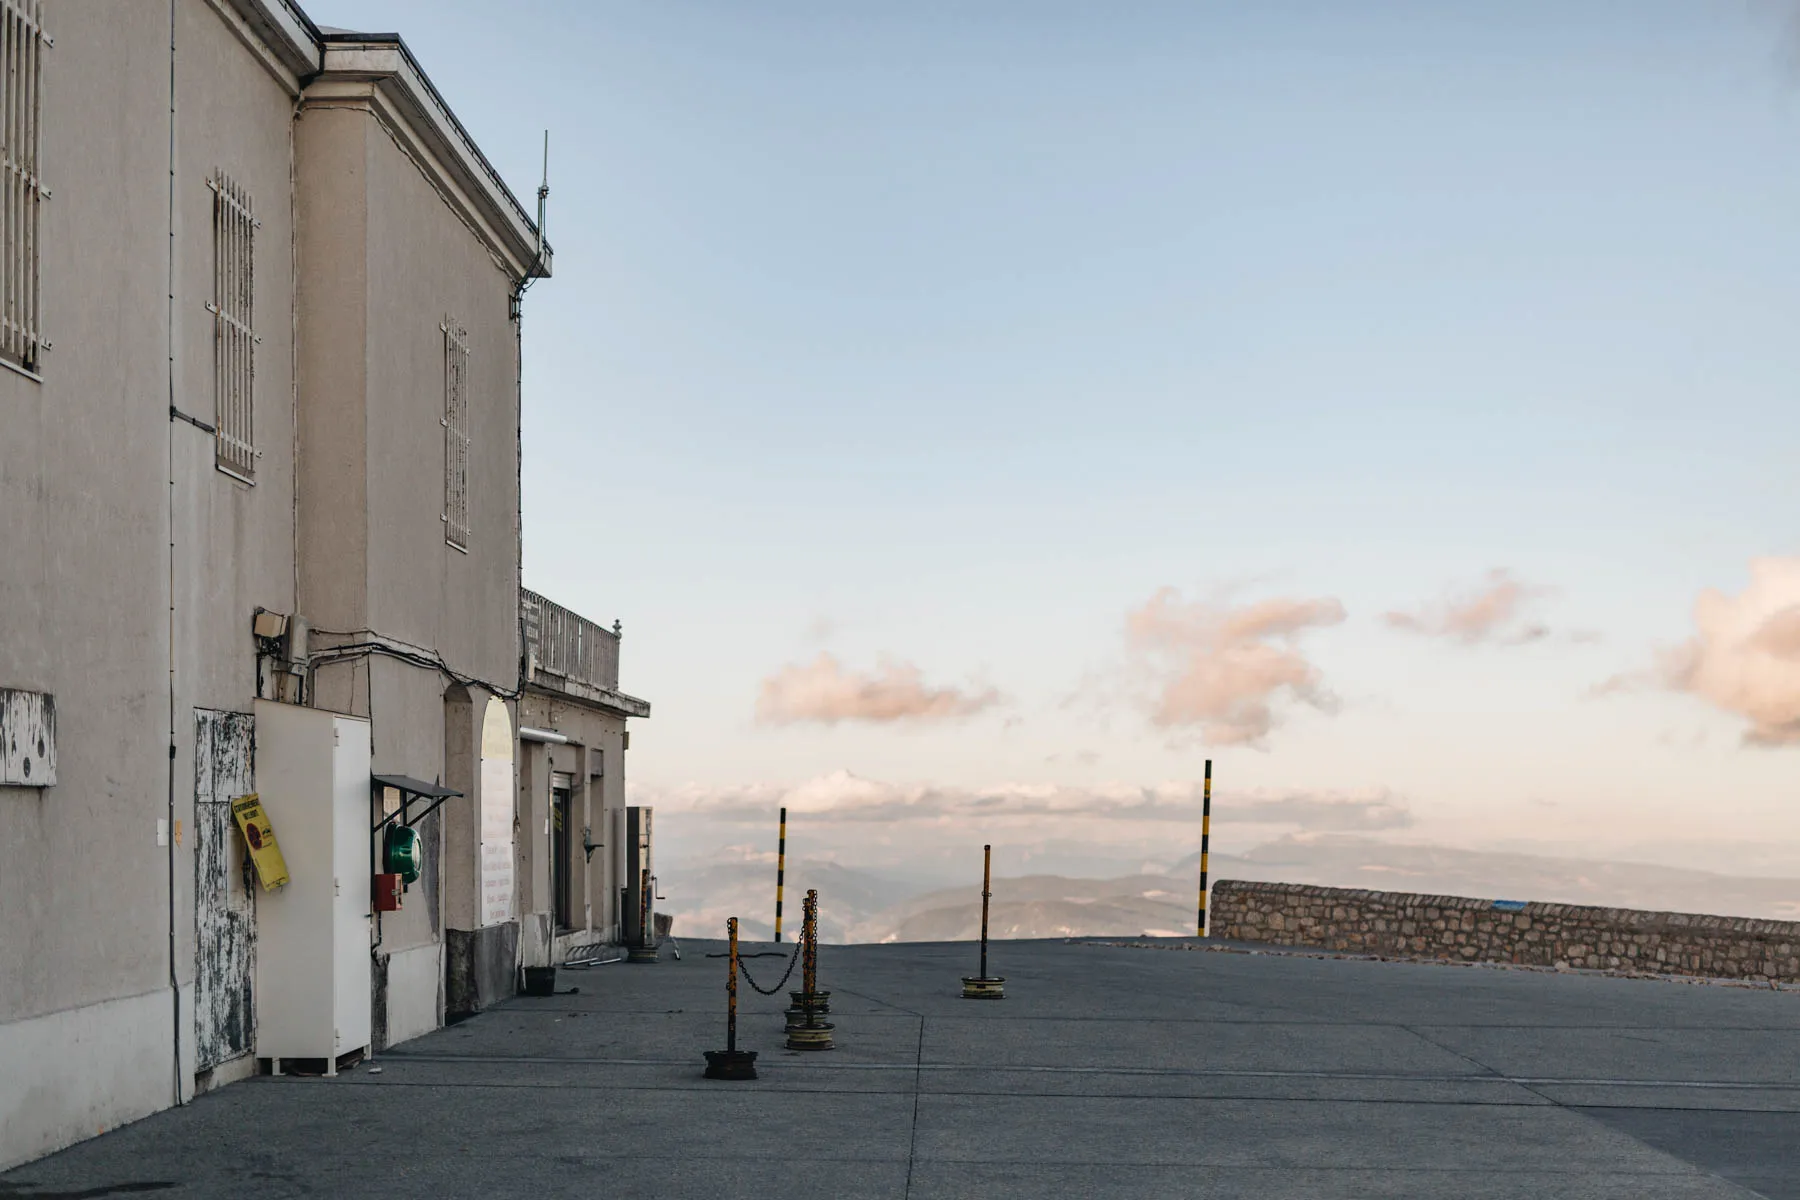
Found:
[383,824,423,887]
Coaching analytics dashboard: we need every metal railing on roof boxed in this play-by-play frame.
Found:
[521,589,619,694]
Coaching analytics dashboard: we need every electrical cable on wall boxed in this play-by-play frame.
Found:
[305,630,524,701]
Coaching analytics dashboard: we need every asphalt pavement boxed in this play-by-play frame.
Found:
[6,935,1800,1198]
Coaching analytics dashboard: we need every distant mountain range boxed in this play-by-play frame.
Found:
[656,833,1800,946]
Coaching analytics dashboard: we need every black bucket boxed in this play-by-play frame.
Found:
[522,966,556,996]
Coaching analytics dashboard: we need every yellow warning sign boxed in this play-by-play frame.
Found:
[230,793,290,890]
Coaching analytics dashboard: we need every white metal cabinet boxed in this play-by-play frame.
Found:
[252,700,372,1072]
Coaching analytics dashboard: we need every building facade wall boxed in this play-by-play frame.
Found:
[169,0,305,1096]
[0,1,591,1171]
[0,0,308,1165]
[294,90,528,1030]
[0,0,171,1037]
[517,689,630,958]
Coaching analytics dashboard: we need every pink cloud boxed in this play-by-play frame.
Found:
[1382,569,1552,645]
[1124,588,1346,747]
[756,653,1000,725]
[1658,558,1800,747]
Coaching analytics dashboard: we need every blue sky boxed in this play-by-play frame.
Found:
[311,1,1800,877]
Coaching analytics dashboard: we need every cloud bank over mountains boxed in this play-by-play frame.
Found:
[643,769,1410,833]
[685,558,1800,941]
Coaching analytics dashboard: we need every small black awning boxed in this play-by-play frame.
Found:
[371,775,463,832]
[372,774,462,801]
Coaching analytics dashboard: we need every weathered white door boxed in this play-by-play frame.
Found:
[194,709,256,1070]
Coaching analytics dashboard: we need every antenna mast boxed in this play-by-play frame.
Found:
[512,130,550,320]
[536,130,549,261]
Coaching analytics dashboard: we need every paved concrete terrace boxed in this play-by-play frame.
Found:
[7,937,1800,1198]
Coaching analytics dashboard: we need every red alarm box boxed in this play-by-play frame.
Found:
[374,872,403,912]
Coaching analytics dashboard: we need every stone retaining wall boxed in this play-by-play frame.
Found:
[1211,879,1800,982]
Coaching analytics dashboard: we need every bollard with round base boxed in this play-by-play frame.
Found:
[785,890,834,1050]
[706,918,756,1080]
[785,1003,829,1030]
[961,846,1005,1000]
[788,989,830,1014]
[704,1049,758,1080]
[961,975,1006,1000]
[786,1021,835,1051]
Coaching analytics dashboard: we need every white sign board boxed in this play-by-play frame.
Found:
[478,698,515,927]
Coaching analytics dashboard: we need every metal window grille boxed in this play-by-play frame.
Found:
[442,318,470,549]
[1,0,47,373]
[209,173,257,479]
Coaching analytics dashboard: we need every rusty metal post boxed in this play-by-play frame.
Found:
[1198,760,1212,938]
[979,844,992,980]
[803,889,818,1025]
[787,889,834,1049]
[962,846,1005,998]
[704,917,757,1078]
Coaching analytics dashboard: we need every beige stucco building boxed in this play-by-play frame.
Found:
[0,0,647,1170]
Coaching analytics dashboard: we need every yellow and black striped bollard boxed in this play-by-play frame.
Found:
[774,805,787,943]
[1197,760,1212,938]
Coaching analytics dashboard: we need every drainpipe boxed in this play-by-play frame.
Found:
[163,0,183,1109]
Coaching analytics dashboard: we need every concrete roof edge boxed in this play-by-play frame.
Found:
[215,0,323,86]
[311,33,548,281]
[526,678,652,720]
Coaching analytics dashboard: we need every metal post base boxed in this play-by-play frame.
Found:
[961,976,1006,999]
[703,1049,759,1080]
[785,1004,829,1030]
[785,1022,835,1051]
[627,945,660,963]
[788,989,830,1014]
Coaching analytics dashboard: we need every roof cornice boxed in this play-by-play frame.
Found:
[304,37,549,282]
[214,0,321,90]
[222,4,549,283]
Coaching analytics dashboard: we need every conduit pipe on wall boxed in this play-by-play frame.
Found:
[163,0,183,1112]
[519,726,567,744]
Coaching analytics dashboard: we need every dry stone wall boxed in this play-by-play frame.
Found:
[1211,879,1800,982]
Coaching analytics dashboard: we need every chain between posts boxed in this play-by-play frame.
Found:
[736,929,804,996]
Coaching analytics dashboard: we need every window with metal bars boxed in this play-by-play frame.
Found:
[1,0,48,375]
[442,318,470,549]
[209,173,257,480]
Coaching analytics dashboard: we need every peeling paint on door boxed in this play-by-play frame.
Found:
[0,688,55,786]
[195,709,256,1071]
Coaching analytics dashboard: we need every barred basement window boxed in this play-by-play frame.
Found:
[1,0,48,375]
[442,317,470,550]
[209,173,258,480]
